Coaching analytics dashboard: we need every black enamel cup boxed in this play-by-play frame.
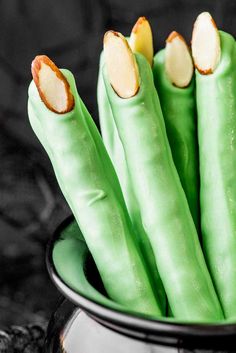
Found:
[45,216,236,352]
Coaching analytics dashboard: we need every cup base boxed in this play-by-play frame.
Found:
[45,299,180,353]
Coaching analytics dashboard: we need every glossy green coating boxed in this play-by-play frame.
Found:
[103,53,224,322]
[153,50,200,232]
[97,53,139,229]
[80,99,126,209]
[28,70,162,317]
[98,52,166,314]
[97,52,118,164]
[53,220,124,312]
[196,31,236,319]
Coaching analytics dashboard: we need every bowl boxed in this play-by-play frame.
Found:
[46,216,236,351]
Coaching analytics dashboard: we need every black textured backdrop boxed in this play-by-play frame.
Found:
[0,0,235,348]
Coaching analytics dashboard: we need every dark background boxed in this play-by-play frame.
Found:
[0,0,235,339]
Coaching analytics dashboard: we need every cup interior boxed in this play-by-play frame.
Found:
[46,216,236,349]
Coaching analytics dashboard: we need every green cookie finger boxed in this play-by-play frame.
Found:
[153,49,200,232]
[196,31,236,319]
[97,52,166,314]
[28,68,162,317]
[103,53,223,322]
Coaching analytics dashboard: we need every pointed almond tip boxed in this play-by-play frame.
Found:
[191,12,221,74]
[31,55,74,114]
[104,30,120,43]
[165,31,193,88]
[166,31,184,43]
[103,30,139,99]
[131,16,148,34]
[129,16,154,66]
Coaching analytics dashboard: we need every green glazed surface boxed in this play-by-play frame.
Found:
[153,50,200,232]
[98,52,166,314]
[196,31,236,319]
[52,218,236,323]
[53,220,125,312]
[103,53,224,322]
[28,70,162,317]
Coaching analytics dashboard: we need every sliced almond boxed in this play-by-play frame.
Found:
[31,55,74,113]
[129,16,154,66]
[165,31,194,88]
[103,31,140,99]
[191,12,221,74]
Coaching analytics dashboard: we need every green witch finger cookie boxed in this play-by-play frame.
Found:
[86,68,166,312]
[97,18,166,315]
[97,53,134,218]
[153,32,200,231]
[103,31,224,322]
[192,12,236,319]
[28,55,162,317]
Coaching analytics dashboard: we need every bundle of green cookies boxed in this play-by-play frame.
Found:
[28,11,236,323]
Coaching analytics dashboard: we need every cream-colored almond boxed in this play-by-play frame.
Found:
[31,55,74,113]
[165,31,193,88]
[103,31,140,99]
[191,12,221,74]
[129,16,154,66]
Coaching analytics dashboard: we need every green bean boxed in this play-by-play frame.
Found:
[28,67,162,316]
[103,52,223,322]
